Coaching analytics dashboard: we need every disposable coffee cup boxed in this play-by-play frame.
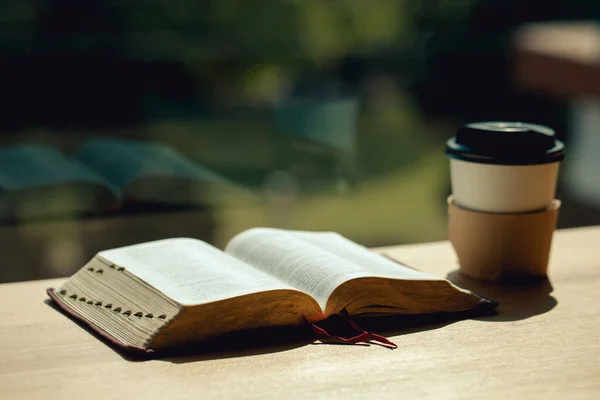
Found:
[445,122,565,282]
[445,122,565,213]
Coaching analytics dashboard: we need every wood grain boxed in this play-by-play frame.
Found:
[1,227,599,399]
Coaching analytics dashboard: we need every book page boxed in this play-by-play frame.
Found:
[99,238,295,306]
[290,231,440,281]
[225,228,442,310]
[226,228,406,310]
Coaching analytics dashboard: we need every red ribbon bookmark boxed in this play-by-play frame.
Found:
[311,313,397,350]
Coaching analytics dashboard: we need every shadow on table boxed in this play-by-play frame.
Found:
[157,325,319,364]
[446,270,557,322]
[157,304,498,364]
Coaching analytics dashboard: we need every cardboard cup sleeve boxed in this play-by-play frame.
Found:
[448,196,560,282]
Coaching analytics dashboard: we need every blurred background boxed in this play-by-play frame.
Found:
[2,0,600,283]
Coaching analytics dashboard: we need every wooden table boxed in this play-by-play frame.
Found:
[514,22,600,213]
[1,227,599,399]
[514,22,600,99]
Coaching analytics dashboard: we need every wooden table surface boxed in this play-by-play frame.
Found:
[514,22,600,99]
[1,227,599,399]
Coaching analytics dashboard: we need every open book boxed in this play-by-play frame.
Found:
[75,138,246,208]
[0,145,119,222]
[0,140,246,222]
[48,228,494,353]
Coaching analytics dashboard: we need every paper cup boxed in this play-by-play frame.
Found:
[448,196,560,282]
[446,122,565,213]
[450,158,560,213]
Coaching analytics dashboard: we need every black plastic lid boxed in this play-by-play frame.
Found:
[445,122,565,165]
